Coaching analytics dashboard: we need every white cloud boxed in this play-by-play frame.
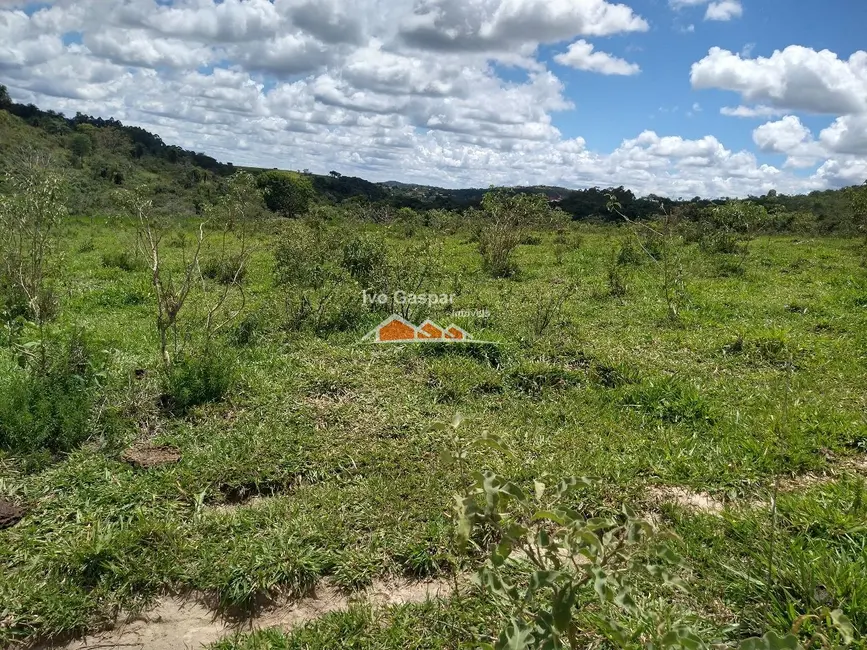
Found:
[720,105,786,118]
[819,114,867,155]
[669,0,742,21]
[705,0,742,21]
[554,40,640,76]
[398,0,649,52]
[0,1,865,196]
[692,46,867,115]
[752,116,811,153]
[752,115,822,167]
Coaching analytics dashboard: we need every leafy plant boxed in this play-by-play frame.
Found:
[0,150,67,327]
[0,329,104,456]
[341,233,388,287]
[160,346,236,415]
[442,416,698,650]
[478,189,559,278]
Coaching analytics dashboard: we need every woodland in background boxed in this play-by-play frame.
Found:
[1,85,865,234]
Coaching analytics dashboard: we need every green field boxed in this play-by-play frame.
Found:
[1,208,866,649]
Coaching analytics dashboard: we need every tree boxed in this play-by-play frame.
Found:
[257,170,315,218]
[69,133,92,167]
[0,84,11,110]
[0,150,67,336]
[477,188,557,277]
[844,182,867,244]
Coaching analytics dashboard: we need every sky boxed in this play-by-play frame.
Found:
[1,0,866,198]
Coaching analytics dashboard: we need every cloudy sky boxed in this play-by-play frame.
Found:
[1,0,866,197]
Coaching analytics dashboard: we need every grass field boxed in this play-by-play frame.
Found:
[1,216,866,648]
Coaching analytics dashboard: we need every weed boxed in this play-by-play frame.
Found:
[160,347,236,415]
[621,377,714,424]
[101,250,143,271]
[0,329,104,456]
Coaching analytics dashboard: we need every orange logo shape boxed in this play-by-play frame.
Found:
[361,315,489,344]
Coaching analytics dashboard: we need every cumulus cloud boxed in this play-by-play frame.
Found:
[554,40,640,75]
[704,0,742,21]
[669,0,742,21]
[752,115,822,167]
[819,114,867,155]
[0,0,865,196]
[398,0,649,52]
[692,46,867,115]
[720,105,786,118]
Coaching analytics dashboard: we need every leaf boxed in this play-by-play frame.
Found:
[495,619,535,650]
[430,422,449,432]
[592,566,612,603]
[439,449,455,466]
[451,412,464,429]
[830,609,856,645]
[491,541,513,567]
[532,510,566,525]
[614,587,637,613]
[494,481,527,506]
[551,584,576,632]
[472,435,511,456]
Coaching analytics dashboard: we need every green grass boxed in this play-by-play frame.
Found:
[1,217,866,647]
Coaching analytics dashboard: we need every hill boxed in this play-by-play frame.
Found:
[0,85,864,231]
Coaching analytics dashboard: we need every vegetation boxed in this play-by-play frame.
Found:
[1,92,866,650]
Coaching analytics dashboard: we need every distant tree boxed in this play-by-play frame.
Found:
[844,182,867,244]
[477,188,556,277]
[257,170,315,218]
[69,133,92,166]
[0,84,11,110]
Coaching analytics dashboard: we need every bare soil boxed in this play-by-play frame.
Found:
[54,577,456,650]
[121,444,182,469]
[0,497,25,529]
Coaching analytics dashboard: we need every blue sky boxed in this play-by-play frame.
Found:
[547,0,866,153]
[1,0,866,196]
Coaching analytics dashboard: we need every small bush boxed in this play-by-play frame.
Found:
[201,255,246,285]
[284,277,364,335]
[101,250,143,272]
[230,311,264,346]
[341,233,388,286]
[0,331,104,455]
[160,349,236,415]
[621,377,714,424]
[617,238,643,266]
[274,221,334,287]
[509,361,583,396]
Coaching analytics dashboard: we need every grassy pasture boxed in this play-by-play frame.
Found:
[1,216,866,648]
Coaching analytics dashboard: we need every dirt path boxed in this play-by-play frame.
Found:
[53,578,456,650]
[647,456,867,515]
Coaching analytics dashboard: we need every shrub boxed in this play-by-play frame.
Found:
[478,189,557,278]
[257,170,315,218]
[160,348,236,415]
[341,233,388,286]
[284,275,363,334]
[101,250,143,271]
[0,331,103,455]
[201,254,246,285]
[621,377,713,424]
[274,221,335,287]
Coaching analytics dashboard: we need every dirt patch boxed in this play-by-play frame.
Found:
[648,457,867,516]
[55,577,456,650]
[647,486,726,515]
[0,498,26,529]
[121,444,182,469]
